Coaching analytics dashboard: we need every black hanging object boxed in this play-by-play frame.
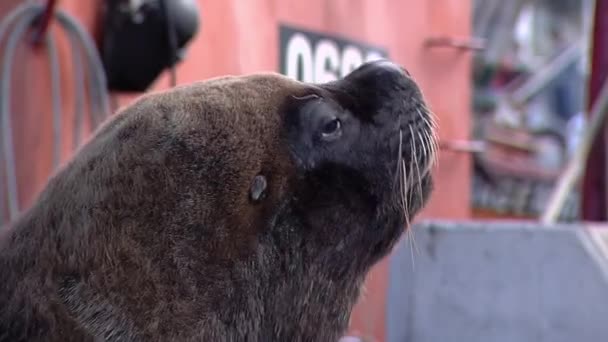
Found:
[100,0,200,92]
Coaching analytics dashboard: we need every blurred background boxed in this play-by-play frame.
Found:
[1,1,607,341]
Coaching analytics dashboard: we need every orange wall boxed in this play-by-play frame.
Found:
[1,1,472,340]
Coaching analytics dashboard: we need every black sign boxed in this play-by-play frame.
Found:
[279,24,389,83]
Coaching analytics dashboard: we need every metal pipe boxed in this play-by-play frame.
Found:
[0,3,110,225]
[0,5,43,222]
[424,36,486,51]
[439,140,487,153]
[56,9,111,124]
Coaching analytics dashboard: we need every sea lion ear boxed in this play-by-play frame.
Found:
[249,175,268,203]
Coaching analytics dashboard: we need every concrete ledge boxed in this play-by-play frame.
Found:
[386,220,608,342]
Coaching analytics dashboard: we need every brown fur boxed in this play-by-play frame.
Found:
[0,61,435,341]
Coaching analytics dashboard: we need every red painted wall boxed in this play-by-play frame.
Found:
[1,1,472,340]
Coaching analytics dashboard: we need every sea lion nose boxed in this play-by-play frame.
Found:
[366,59,409,77]
[324,59,413,121]
[346,59,409,82]
[342,59,410,93]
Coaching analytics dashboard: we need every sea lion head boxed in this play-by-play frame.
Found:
[278,60,436,265]
[0,60,436,341]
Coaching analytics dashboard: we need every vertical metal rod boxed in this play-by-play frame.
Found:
[582,0,608,221]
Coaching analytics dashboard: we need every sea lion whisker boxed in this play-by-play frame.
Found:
[402,159,418,269]
[423,130,433,161]
[407,215,421,259]
[407,222,416,270]
[408,128,424,262]
[418,106,437,130]
[400,158,414,270]
[393,129,404,189]
[424,128,439,168]
[409,126,424,201]
[400,159,410,227]
[417,132,428,173]
[395,149,413,266]
[419,103,439,129]
[418,131,428,162]
[432,132,440,166]
[417,108,433,131]
[407,126,416,193]
[421,130,437,175]
[407,149,416,221]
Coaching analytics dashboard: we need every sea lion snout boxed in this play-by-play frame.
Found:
[304,59,438,221]
[346,60,435,164]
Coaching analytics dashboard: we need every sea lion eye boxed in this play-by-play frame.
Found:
[321,118,342,140]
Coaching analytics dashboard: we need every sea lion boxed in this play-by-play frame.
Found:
[0,60,437,342]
